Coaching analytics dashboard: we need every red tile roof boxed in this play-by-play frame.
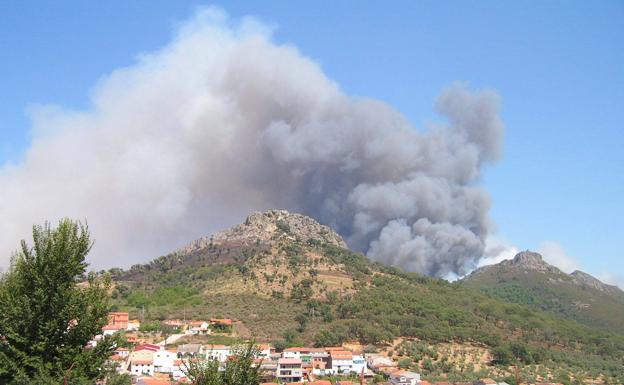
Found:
[104,312,129,329]
[135,343,160,352]
[329,350,352,359]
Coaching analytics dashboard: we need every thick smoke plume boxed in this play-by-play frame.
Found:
[0,8,503,277]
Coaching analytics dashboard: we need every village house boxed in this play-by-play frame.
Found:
[153,349,185,379]
[204,344,231,362]
[177,343,204,358]
[188,320,211,335]
[258,359,278,382]
[209,318,233,332]
[329,350,354,375]
[102,312,129,335]
[367,354,398,373]
[351,354,367,375]
[389,370,421,385]
[163,319,186,328]
[257,343,273,359]
[135,343,161,352]
[310,349,330,376]
[277,357,303,383]
[130,359,154,376]
[114,347,129,358]
[130,348,155,377]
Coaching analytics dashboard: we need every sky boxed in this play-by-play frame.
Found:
[0,1,622,285]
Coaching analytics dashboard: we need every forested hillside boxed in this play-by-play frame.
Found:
[106,210,624,384]
[461,251,624,334]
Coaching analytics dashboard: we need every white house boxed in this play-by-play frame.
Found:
[389,370,421,385]
[351,354,367,375]
[188,321,211,335]
[329,350,353,375]
[131,359,154,377]
[204,344,231,362]
[154,349,185,379]
[154,350,176,372]
[256,344,272,359]
[277,358,303,383]
[282,347,303,359]
[114,347,130,358]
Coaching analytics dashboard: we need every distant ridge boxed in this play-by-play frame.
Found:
[462,250,624,333]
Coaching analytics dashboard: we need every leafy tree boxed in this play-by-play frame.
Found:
[510,342,533,364]
[105,372,132,385]
[295,314,308,332]
[313,326,346,347]
[290,279,313,302]
[491,344,514,365]
[398,358,412,369]
[183,341,261,385]
[0,219,117,384]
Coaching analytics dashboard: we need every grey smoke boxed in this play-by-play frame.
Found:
[0,8,503,277]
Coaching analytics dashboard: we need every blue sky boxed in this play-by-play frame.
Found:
[1,1,622,282]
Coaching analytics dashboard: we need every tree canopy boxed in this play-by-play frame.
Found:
[0,219,116,384]
[183,341,262,385]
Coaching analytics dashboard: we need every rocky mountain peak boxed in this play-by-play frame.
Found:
[237,209,346,248]
[512,251,545,266]
[176,209,347,256]
[500,251,562,274]
[570,270,619,294]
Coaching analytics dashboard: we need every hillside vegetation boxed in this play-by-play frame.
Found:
[107,210,624,384]
[461,251,624,334]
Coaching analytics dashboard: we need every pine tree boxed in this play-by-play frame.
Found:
[0,219,117,384]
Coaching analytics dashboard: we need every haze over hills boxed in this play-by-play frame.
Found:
[461,251,624,334]
[107,209,624,383]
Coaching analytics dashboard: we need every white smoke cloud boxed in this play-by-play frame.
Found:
[537,241,580,274]
[0,7,504,277]
[478,236,520,267]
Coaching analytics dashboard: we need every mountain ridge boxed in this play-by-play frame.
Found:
[467,250,621,293]
[107,209,624,384]
[461,250,624,334]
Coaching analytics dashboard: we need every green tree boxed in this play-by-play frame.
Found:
[183,341,261,385]
[491,344,514,365]
[105,372,132,385]
[0,219,117,384]
[398,358,412,369]
[295,314,308,332]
